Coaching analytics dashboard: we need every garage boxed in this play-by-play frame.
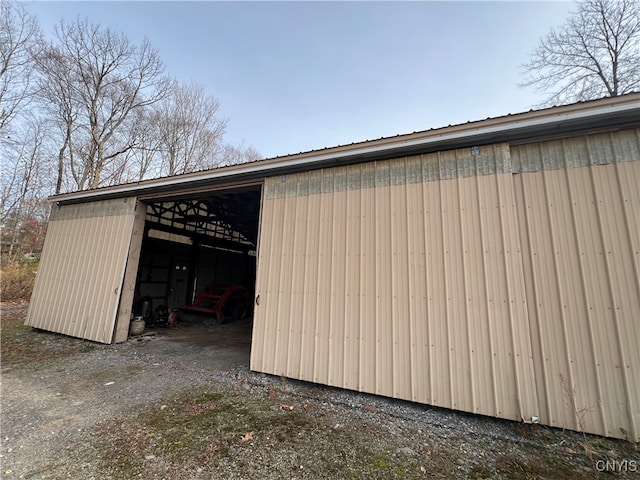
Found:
[26,95,640,440]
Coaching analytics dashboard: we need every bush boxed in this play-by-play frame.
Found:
[1,259,38,302]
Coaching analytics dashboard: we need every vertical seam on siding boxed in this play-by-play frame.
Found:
[297,189,308,380]
[303,186,316,382]
[404,160,414,401]
[421,160,433,404]
[439,153,454,407]
[407,171,417,402]
[261,197,276,373]
[518,173,553,422]
[612,160,639,441]
[286,194,300,377]
[589,159,635,439]
[309,190,320,383]
[477,173,499,414]
[496,174,523,419]
[390,177,398,397]
[542,167,577,429]
[358,182,366,391]
[273,198,287,376]
[562,139,607,435]
[342,183,352,389]
[313,192,324,383]
[457,159,476,413]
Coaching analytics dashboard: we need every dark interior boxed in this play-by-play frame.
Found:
[132,186,262,327]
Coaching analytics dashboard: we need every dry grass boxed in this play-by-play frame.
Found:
[91,387,426,480]
[0,259,37,302]
[0,302,92,367]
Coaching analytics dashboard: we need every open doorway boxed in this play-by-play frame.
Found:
[130,185,262,352]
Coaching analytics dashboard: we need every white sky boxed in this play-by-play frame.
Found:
[24,1,575,159]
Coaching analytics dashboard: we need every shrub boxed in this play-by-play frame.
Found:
[0,259,38,302]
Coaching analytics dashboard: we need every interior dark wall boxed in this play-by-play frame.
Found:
[135,236,256,316]
[137,237,192,310]
[195,245,255,292]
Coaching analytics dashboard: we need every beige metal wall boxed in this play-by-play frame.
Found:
[252,143,540,425]
[26,198,139,344]
[252,129,640,440]
[512,129,639,441]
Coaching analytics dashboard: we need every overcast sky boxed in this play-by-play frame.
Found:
[25,1,575,159]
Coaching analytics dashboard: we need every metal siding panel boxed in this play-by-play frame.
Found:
[547,167,601,433]
[463,174,491,415]
[514,173,551,423]
[495,173,538,422]
[426,179,451,408]
[344,181,362,390]
[375,179,393,397]
[286,187,308,378]
[588,133,616,165]
[329,179,347,387]
[299,189,321,382]
[590,164,639,439]
[485,175,516,419]
[314,173,334,384]
[439,149,458,180]
[520,171,570,428]
[252,183,282,373]
[441,175,472,413]
[563,166,609,435]
[615,161,640,441]
[359,175,377,391]
[455,171,476,414]
[252,145,638,440]
[543,169,578,429]
[274,184,296,375]
[611,128,640,162]
[407,179,429,403]
[390,162,413,400]
[26,198,137,343]
[515,156,640,440]
[250,189,271,372]
[263,192,284,374]
[476,174,504,415]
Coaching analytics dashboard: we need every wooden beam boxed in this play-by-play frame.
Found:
[112,200,147,343]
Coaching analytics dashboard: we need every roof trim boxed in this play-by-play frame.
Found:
[51,93,640,204]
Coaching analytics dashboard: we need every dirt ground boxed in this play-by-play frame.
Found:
[1,302,638,479]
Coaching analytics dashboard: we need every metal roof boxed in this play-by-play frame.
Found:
[51,93,640,205]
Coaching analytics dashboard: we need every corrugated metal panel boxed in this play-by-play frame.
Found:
[26,198,138,344]
[253,130,638,440]
[252,144,539,425]
[513,131,639,440]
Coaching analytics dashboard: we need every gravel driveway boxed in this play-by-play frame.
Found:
[1,303,637,479]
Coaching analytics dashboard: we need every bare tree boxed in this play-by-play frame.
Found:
[0,0,51,258]
[0,0,41,136]
[35,18,174,190]
[116,107,163,183]
[33,45,76,194]
[154,81,227,176]
[218,141,262,166]
[1,117,50,257]
[521,0,640,105]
